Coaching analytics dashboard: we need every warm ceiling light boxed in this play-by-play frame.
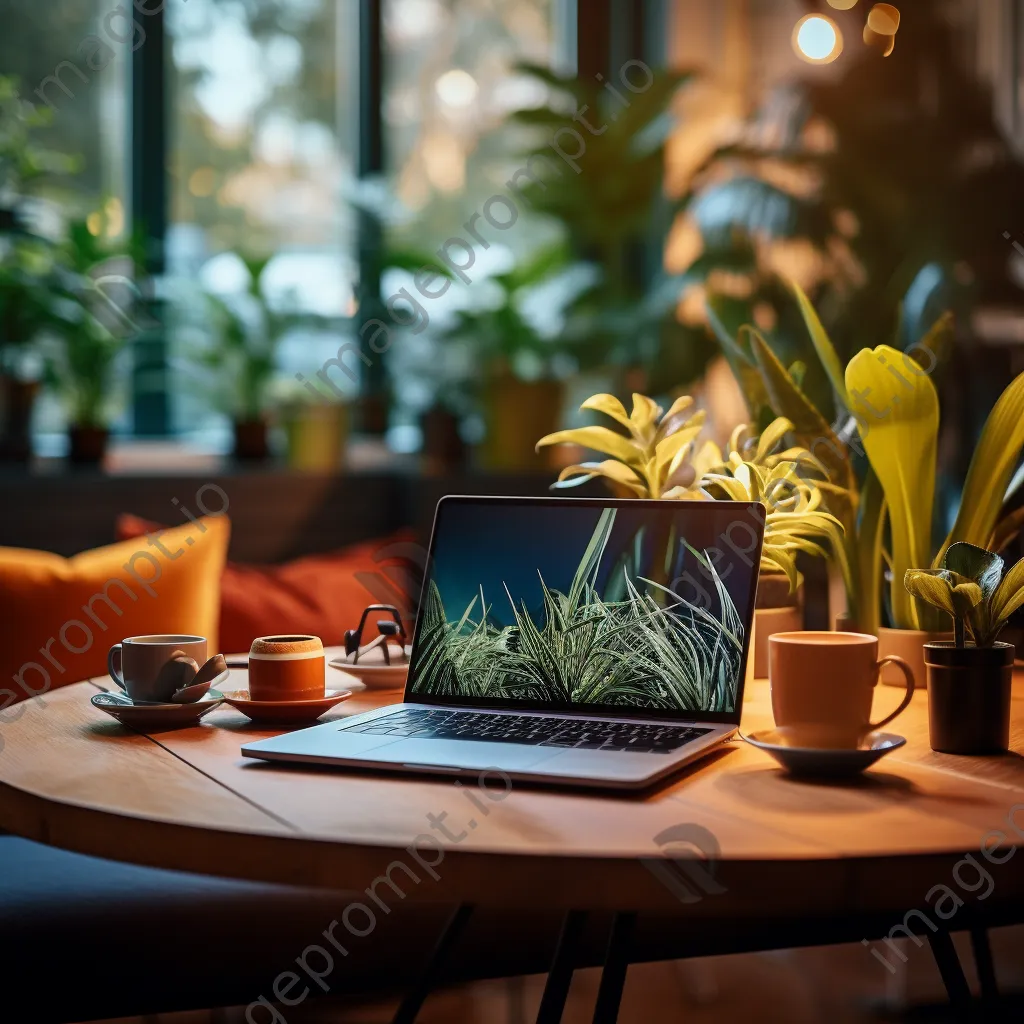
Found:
[867,3,900,35]
[793,14,844,64]
[826,0,860,8]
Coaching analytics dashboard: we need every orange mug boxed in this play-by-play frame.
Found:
[248,635,325,702]
[769,631,915,748]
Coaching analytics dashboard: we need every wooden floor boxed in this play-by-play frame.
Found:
[90,927,1024,1023]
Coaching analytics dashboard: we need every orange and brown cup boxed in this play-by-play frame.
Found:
[248,635,326,702]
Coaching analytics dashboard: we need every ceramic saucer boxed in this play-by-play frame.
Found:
[329,644,411,690]
[219,688,352,724]
[91,690,224,731]
[741,728,906,778]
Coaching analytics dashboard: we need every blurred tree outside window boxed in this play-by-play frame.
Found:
[381,0,560,439]
[167,0,357,444]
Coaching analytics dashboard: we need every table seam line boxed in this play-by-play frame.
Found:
[87,678,302,834]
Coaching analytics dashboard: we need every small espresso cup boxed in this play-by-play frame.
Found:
[248,635,325,702]
[108,634,208,703]
[769,631,915,747]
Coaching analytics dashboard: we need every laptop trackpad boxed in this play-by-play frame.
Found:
[365,738,552,771]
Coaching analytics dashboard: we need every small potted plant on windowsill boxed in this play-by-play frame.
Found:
[42,216,142,465]
[904,542,1023,755]
[191,255,313,463]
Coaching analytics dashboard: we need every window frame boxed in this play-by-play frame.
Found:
[126,0,648,436]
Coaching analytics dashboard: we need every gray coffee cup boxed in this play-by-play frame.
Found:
[107,635,208,703]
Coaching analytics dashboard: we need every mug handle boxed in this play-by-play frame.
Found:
[107,644,126,691]
[869,655,915,731]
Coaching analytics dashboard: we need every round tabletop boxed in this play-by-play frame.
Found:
[1,657,1023,916]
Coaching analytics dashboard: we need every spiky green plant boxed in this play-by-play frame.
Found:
[410,509,745,712]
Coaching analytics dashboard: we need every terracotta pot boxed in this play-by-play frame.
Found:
[284,403,348,472]
[752,605,803,680]
[878,627,952,691]
[925,642,1013,754]
[233,418,270,461]
[751,573,802,679]
[481,375,562,472]
[0,375,38,462]
[68,425,109,465]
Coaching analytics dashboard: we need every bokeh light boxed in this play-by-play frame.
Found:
[826,0,860,9]
[793,15,843,64]
[867,4,901,35]
[434,69,479,108]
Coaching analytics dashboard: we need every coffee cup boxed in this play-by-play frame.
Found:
[769,631,915,748]
[107,635,208,704]
[248,635,325,702]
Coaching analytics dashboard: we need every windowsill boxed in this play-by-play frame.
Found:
[7,435,417,477]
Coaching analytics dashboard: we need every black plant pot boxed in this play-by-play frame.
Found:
[68,425,110,465]
[0,375,38,462]
[924,642,1013,755]
[233,418,270,461]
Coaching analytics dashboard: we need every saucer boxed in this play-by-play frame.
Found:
[741,728,906,778]
[220,688,352,724]
[91,690,224,731]
[329,644,411,690]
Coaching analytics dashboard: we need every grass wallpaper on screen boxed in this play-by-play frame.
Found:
[410,507,746,712]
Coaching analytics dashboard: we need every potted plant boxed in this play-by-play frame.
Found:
[509,64,716,394]
[0,75,77,461]
[682,4,1024,391]
[0,239,52,460]
[42,217,142,464]
[270,379,349,473]
[193,255,300,462]
[845,342,1024,687]
[536,393,850,676]
[707,282,955,641]
[433,243,584,472]
[43,306,126,464]
[905,542,1023,754]
[716,284,1024,692]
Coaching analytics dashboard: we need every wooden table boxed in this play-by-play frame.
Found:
[1,663,1022,1023]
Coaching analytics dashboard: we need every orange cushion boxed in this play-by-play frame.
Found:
[116,515,418,656]
[0,516,230,709]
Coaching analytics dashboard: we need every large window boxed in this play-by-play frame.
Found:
[382,0,559,437]
[0,0,127,216]
[167,0,358,439]
[0,0,129,446]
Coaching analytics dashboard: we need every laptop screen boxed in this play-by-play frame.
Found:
[406,497,764,722]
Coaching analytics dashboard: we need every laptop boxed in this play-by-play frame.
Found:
[242,496,765,790]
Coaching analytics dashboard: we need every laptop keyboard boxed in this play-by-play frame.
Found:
[344,709,712,754]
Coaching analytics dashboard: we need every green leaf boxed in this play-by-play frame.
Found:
[747,327,853,491]
[940,370,1024,561]
[904,569,983,621]
[847,345,939,629]
[704,296,770,418]
[989,555,1024,627]
[907,311,954,375]
[854,466,886,636]
[535,426,640,466]
[942,542,1004,600]
[791,279,849,409]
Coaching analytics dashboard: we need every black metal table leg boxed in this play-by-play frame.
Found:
[927,929,973,1023]
[970,927,999,1005]
[391,903,475,1024]
[535,910,589,1024]
[592,912,637,1024]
